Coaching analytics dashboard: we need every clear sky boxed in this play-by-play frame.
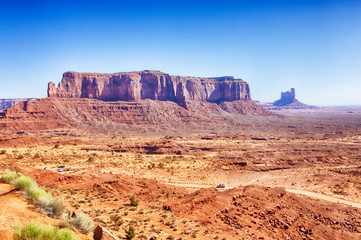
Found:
[0,0,360,105]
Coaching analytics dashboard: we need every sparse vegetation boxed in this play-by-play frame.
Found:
[87,156,95,163]
[125,226,135,240]
[26,186,49,202]
[130,195,139,207]
[1,115,360,240]
[63,212,95,234]
[13,221,79,240]
[2,170,66,218]
[13,175,37,192]
[36,194,67,218]
[110,214,123,226]
[1,149,6,154]
[54,144,59,149]
[2,170,22,183]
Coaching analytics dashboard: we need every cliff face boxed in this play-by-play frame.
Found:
[0,98,37,111]
[48,70,251,106]
[1,71,270,132]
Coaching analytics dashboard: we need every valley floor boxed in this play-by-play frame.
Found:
[0,110,360,239]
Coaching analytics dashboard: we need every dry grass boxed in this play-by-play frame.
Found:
[13,221,80,240]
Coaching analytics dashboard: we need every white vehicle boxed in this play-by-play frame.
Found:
[216,183,225,188]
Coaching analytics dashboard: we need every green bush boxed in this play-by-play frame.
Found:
[129,196,139,207]
[125,226,135,240]
[25,186,49,202]
[13,220,80,240]
[110,214,123,226]
[13,175,37,192]
[63,212,95,234]
[2,170,21,184]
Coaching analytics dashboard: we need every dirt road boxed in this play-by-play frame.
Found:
[286,188,361,209]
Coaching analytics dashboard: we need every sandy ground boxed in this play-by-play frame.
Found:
[0,110,360,239]
[286,189,361,209]
[0,183,61,239]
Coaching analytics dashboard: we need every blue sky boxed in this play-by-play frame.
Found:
[0,0,360,105]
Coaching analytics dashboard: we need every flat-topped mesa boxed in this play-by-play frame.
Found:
[47,70,251,106]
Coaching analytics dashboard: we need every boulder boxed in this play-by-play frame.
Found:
[93,225,120,240]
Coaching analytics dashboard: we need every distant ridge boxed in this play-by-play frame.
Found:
[0,98,37,111]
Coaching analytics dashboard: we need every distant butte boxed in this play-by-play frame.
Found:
[257,88,317,111]
[0,71,271,132]
[273,88,297,106]
[273,88,317,109]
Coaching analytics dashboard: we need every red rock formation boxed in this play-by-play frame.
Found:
[0,98,37,111]
[48,70,251,106]
[0,97,271,132]
[0,71,271,132]
[274,88,296,106]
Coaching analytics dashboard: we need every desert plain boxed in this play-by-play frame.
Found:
[0,104,360,240]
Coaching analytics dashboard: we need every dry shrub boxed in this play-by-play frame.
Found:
[63,212,95,234]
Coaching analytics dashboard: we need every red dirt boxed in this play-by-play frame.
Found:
[0,182,61,239]
[168,185,361,240]
[0,97,271,134]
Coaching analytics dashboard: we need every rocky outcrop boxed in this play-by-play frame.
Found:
[0,71,271,133]
[274,88,295,106]
[257,88,318,111]
[48,70,251,107]
[0,98,37,111]
[0,97,271,132]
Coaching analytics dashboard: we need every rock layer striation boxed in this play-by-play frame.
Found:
[0,71,271,132]
[0,98,37,111]
[48,70,251,107]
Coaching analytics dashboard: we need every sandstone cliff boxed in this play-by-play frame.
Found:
[48,70,251,107]
[0,98,37,111]
[0,71,271,133]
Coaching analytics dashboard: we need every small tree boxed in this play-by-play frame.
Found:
[129,196,139,207]
[125,226,135,240]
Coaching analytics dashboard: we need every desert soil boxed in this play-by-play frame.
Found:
[0,108,360,239]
